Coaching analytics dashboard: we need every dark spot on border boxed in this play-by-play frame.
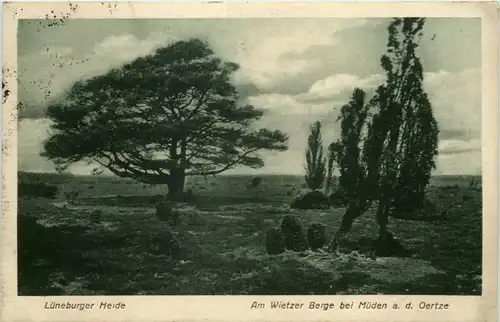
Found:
[2,81,10,104]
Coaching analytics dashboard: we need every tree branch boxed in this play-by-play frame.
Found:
[186,147,260,176]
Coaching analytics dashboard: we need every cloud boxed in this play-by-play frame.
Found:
[246,72,381,115]
[248,93,337,116]
[18,118,111,175]
[242,67,482,176]
[92,32,179,63]
[18,31,179,118]
[16,18,482,176]
[423,68,481,141]
[306,73,384,100]
[18,118,56,173]
[18,18,373,119]
[95,34,138,52]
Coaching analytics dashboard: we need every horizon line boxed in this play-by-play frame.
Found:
[18,170,483,178]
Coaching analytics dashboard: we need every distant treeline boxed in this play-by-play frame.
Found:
[18,171,481,186]
[18,182,59,199]
[18,171,119,185]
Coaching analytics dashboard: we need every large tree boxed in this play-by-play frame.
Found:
[42,38,289,198]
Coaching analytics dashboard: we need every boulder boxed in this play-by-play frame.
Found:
[265,227,285,255]
[307,223,326,250]
[290,189,330,210]
[281,215,308,252]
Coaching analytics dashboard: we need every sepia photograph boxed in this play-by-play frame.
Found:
[15,15,485,296]
[1,2,498,322]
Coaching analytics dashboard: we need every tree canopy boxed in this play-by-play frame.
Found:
[42,38,289,196]
[372,18,439,214]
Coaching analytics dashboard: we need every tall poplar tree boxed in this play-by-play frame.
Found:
[304,121,327,190]
[329,18,439,253]
[373,18,439,238]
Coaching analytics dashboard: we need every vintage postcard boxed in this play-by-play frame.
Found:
[1,1,498,322]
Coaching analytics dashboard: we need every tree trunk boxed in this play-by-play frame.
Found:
[375,200,389,236]
[374,198,391,256]
[167,168,185,200]
[328,204,365,254]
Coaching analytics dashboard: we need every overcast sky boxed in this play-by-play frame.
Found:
[17,18,481,176]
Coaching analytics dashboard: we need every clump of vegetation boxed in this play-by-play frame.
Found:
[290,189,330,210]
[250,176,262,188]
[304,121,327,190]
[265,227,285,255]
[374,231,412,258]
[307,223,326,251]
[155,198,180,227]
[281,215,308,252]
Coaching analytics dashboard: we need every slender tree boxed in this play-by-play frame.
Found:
[42,38,289,199]
[325,141,341,194]
[304,121,327,190]
[328,88,376,252]
[373,18,439,240]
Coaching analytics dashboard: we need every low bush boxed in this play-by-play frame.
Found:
[307,223,326,250]
[290,189,330,210]
[374,231,412,258]
[281,215,308,252]
[251,176,262,188]
[265,227,285,255]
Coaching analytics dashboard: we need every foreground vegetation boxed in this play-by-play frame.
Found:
[18,172,482,295]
